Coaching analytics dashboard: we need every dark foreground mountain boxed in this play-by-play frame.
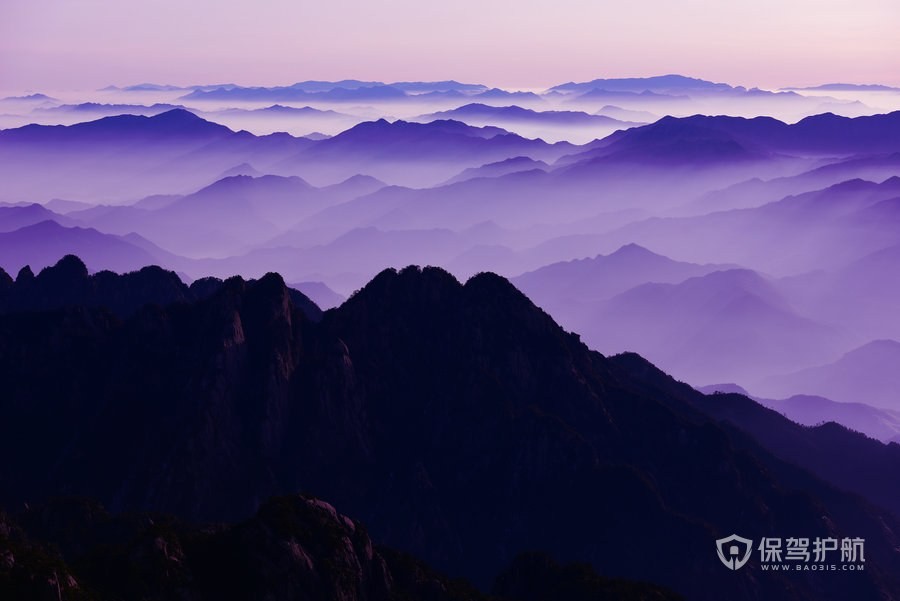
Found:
[0,261,898,600]
[0,254,322,320]
[2,496,679,601]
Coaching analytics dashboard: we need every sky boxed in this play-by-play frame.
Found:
[2,0,899,92]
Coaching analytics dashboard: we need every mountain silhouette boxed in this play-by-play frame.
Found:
[0,261,899,600]
[0,254,322,320]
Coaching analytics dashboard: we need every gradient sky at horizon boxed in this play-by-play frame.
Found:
[2,0,899,92]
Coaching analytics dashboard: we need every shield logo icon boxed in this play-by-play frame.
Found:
[716,534,753,570]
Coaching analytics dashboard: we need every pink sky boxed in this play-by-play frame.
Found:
[2,0,899,92]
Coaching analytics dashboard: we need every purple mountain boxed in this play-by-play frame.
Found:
[0,203,71,232]
[275,119,579,187]
[288,280,346,309]
[572,89,689,103]
[602,176,900,274]
[760,340,900,410]
[548,75,735,94]
[573,269,844,386]
[471,88,544,102]
[0,221,171,275]
[444,156,549,184]
[555,113,900,181]
[180,84,408,102]
[424,103,627,126]
[699,383,900,443]
[691,153,900,213]
[513,243,732,310]
[34,102,184,117]
[68,174,385,257]
[0,109,317,201]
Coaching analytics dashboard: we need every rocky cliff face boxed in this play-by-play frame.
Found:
[0,261,898,600]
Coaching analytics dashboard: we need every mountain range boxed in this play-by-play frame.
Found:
[1,258,900,600]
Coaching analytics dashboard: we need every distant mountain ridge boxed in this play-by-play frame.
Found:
[760,339,900,410]
[548,74,737,94]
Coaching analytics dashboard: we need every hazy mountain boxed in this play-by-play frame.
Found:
[43,198,97,213]
[572,88,690,103]
[760,340,900,410]
[0,221,170,275]
[33,102,183,117]
[0,203,71,231]
[780,238,900,343]
[512,243,732,318]
[212,104,350,117]
[548,75,736,95]
[602,176,900,274]
[1,262,899,599]
[198,226,477,288]
[786,83,900,92]
[199,104,362,136]
[0,108,231,144]
[275,119,579,187]
[471,88,544,102]
[418,103,636,143]
[0,109,317,202]
[289,280,346,309]
[68,173,381,257]
[390,80,488,93]
[594,104,660,122]
[180,84,409,102]
[689,154,900,214]
[423,103,627,126]
[444,156,549,184]
[769,395,900,442]
[0,93,57,102]
[699,383,900,443]
[572,269,845,385]
[218,162,263,178]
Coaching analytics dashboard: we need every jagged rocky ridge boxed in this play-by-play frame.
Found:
[0,254,322,320]
[2,495,679,601]
[0,258,898,600]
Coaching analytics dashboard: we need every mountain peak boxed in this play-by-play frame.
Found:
[609,242,656,257]
[15,265,34,284]
[39,254,89,281]
[151,108,204,122]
